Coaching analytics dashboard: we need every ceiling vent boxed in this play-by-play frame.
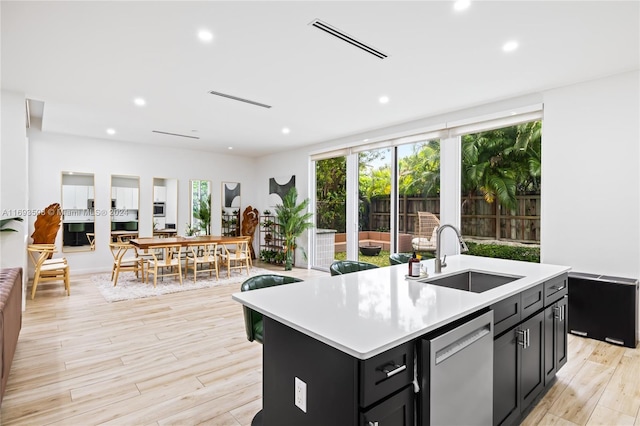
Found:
[309,19,388,59]
[152,130,200,140]
[208,90,272,109]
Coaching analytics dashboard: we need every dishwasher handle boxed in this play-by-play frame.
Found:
[431,311,494,366]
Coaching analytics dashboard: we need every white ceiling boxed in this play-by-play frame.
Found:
[2,1,638,157]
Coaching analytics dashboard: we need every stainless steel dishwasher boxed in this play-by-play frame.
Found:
[419,310,494,425]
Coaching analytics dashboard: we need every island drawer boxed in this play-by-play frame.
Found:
[521,284,544,319]
[544,274,568,305]
[492,293,521,336]
[359,341,414,408]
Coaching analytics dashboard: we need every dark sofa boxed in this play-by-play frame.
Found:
[0,267,22,406]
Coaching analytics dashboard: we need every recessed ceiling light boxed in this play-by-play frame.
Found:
[379,96,389,104]
[228,147,233,150]
[106,128,116,135]
[198,30,214,43]
[453,0,471,11]
[133,97,146,107]
[364,139,370,142]
[502,40,519,52]
[282,127,290,134]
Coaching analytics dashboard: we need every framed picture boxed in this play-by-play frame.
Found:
[269,175,295,207]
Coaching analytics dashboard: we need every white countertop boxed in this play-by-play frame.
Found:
[232,255,570,359]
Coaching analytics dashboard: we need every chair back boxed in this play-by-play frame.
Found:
[27,244,57,268]
[240,274,303,343]
[329,260,379,276]
[389,253,412,265]
[416,212,440,241]
[151,244,182,265]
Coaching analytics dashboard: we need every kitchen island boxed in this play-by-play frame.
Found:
[232,255,571,425]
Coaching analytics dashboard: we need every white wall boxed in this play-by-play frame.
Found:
[541,71,639,279]
[253,146,313,268]
[0,90,29,299]
[28,129,257,275]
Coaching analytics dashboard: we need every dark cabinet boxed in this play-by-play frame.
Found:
[493,310,544,426]
[263,317,414,426]
[544,296,568,385]
[493,328,520,426]
[520,311,545,409]
[568,273,638,348]
[492,273,569,426]
[360,385,414,426]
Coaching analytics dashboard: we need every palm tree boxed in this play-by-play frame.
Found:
[275,187,314,270]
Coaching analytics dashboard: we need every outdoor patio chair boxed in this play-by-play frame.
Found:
[411,211,440,253]
[329,260,379,276]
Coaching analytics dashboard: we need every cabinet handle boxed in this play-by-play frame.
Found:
[379,363,407,378]
[517,329,526,347]
[525,329,530,349]
[368,422,379,426]
[561,305,565,322]
[550,284,566,291]
[554,306,561,319]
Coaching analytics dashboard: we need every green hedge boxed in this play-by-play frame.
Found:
[466,242,540,263]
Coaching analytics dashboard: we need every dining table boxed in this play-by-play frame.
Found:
[129,235,249,250]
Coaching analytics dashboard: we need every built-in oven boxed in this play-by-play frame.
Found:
[153,202,166,217]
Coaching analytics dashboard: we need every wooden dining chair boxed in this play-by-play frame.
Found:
[146,244,183,287]
[86,232,96,251]
[220,239,251,277]
[27,244,70,300]
[184,242,219,282]
[109,242,145,286]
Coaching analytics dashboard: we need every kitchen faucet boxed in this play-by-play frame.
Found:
[435,224,469,273]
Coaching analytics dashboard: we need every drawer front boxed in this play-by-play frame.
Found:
[521,284,544,319]
[492,293,521,336]
[360,384,414,426]
[544,274,568,305]
[360,341,414,408]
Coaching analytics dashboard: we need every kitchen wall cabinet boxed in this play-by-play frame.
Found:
[153,185,167,202]
[114,187,139,210]
[62,185,91,210]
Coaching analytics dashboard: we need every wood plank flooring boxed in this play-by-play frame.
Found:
[1,262,639,425]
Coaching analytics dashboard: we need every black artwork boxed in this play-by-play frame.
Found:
[269,176,295,206]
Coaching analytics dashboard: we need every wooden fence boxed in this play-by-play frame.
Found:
[367,195,540,243]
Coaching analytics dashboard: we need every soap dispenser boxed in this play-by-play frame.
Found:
[409,252,421,277]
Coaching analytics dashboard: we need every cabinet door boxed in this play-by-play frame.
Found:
[556,297,568,372]
[520,311,544,411]
[63,186,77,209]
[360,385,414,426]
[543,304,557,385]
[493,329,520,426]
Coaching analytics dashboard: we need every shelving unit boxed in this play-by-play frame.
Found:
[222,211,240,237]
[258,214,286,264]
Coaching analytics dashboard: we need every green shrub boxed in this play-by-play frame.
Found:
[466,242,540,263]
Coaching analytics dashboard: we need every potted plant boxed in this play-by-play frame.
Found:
[185,223,197,237]
[193,193,211,235]
[275,187,313,270]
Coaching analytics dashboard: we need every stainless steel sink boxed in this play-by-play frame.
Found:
[423,270,522,293]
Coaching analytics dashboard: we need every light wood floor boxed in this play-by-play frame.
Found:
[1,263,639,425]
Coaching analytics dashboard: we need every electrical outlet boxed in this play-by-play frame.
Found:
[294,377,307,413]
